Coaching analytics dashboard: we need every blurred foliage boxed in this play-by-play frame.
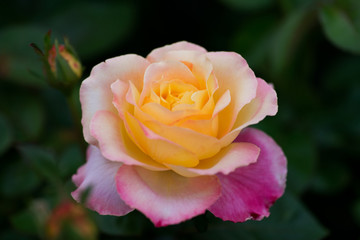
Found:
[1,0,360,239]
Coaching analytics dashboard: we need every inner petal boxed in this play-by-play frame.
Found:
[139,102,205,125]
[123,111,199,167]
[139,61,200,106]
[155,80,198,110]
[163,50,214,89]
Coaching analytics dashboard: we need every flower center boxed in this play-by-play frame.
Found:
[145,80,201,111]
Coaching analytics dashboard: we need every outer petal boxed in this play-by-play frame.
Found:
[115,165,221,227]
[147,41,207,62]
[90,110,167,171]
[220,78,278,147]
[206,52,258,138]
[71,145,133,216]
[168,142,260,177]
[80,54,150,144]
[72,165,85,187]
[209,128,287,222]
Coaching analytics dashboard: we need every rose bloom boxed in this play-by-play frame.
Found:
[72,42,287,227]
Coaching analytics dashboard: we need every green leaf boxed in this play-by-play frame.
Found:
[270,6,315,76]
[11,209,39,235]
[0,114,13,156]
[96,211,148,236]
[18,145,60,183]
[0,231,34,240]
[41,87,72,128]
[0,159,41,198]
[0,87,45,142]
[322,56,360,93]
[0,25,48,87]
[10,200,49,238]
[47,2,136,59]
[256,122,318,195]
[193,214,208,233]
[311,160,351,194]
[281,131,318,195]
[317,56,360,146]
[278,0,315,14]
[231,14,277,71]
[195,194,328,240]
[14,98,45,141]
[319,4,360,54]
[58,145,83,179]
[219,0,274,10]
[353,199,360,227]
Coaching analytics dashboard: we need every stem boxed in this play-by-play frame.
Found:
[65,85,87,152]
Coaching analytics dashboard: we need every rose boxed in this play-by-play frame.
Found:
[72,42,287,227]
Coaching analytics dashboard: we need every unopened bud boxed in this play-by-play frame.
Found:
[31,31,83,92]
[48,44,82,79]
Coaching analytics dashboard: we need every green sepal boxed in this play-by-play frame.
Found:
[55,41,79,86]
[30,43,44,57]
[44,30,52,53]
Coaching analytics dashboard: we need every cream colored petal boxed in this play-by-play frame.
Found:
[147,41,207,62]
[89,111,166,171]
[80,54,150,144]
[167,142,260,177]
[163,50,213,89]
[212,90,231,117]
[219,78,278,148]
[206,52,258,139]
[111,80,130,119]
[126,80,140,106]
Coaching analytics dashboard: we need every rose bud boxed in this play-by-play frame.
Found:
[31,32,83,91]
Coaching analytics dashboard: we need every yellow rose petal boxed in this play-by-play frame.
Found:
[143,120,221,160]
[124,111,199,167]
[140,102,202,125]
[174,115,218,137]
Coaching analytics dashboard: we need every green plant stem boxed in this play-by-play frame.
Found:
[65,85,87,152]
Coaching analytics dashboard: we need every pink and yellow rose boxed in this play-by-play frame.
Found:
[72,42,287,227]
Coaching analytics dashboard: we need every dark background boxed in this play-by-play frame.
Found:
[1,0,360,239]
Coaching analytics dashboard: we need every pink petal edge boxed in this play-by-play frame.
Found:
[209,128,287,222]
[116,165,221,227]
[71,145,133,216]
